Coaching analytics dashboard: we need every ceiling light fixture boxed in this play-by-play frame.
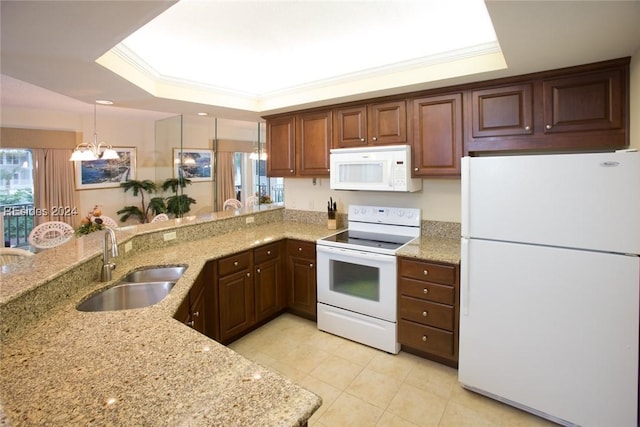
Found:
[70,103,119,161]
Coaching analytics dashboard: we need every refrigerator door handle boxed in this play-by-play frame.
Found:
[461,237,470,316]
[461,157,470,237]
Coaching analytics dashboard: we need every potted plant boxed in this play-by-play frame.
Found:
[161,174,196,218]
[117,179,165,223]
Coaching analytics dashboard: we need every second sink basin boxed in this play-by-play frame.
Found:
[77,281,175,312]
[122,265,186,283]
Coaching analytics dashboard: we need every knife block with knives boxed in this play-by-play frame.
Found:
[327,197,337,229]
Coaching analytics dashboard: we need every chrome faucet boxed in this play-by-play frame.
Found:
[101,228,119,281]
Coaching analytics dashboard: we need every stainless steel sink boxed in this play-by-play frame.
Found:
[77,281,176,312]
[122,265,186,283]
[77,265,186,312]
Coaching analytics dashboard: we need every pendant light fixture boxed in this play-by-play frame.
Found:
[69,102,120,161]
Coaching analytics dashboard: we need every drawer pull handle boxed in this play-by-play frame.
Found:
[422,311,428,317]
[423,270,429,276]
[298,247,302,252]
[187,320,194,327]
[257,268,261,274]
[423,288,429,294]
[234,261,238,266]
[422,335,428,342]
[267,250,271,255]
[193,311,199,317]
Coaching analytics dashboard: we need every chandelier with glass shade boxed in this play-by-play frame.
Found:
[69,102,120,161]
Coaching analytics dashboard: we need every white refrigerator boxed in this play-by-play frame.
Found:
[459,151,639,427]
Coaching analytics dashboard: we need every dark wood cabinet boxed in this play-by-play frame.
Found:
[254,242,284,322]
[174,264,215,338]
[397,257,459,367]
[542,68,623,134]
[411,93,462,176]
[333,100,407,148]
[297,110,332,176]
[471,83,533,138]
[465,58,628,154]
[218,251,254,342]
[285,239,317,320]
[266,115,296,176]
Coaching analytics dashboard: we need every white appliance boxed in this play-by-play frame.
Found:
[317,205,421,353]
[329,144,422,192]
[459,151,639,427]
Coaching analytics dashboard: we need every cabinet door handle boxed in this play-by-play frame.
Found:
[423,288,429,294]
[422,335,428,342]
[423,269,429,276]
[524,125,531,131]
[193,311,199,317]
[309,263,314,268]
[298,247,303,252]
[234,261,238,266]
[256,268,261,274]
[359,137,365,142]
[246,272,251,277]
[267,250,271,255]
[187,320,194,327]
[545,124,552,130]
[422,311,428,317]
[289,169,294,173]
[372,136,377,141]
[414,167,418,172]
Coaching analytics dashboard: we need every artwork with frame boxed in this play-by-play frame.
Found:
[75,147,136,190]
[173,148,213,182]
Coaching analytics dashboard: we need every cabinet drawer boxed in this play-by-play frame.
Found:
[254,242,281,264]
[398,277,454,305]
[398,258,456,285]
[398,320,454,357]
[287,240,316,259]
[218,251,251,277]
[398,296,453,330]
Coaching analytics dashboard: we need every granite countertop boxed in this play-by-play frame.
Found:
[0,215,459,426]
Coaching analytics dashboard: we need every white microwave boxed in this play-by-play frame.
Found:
[329,145,422,192]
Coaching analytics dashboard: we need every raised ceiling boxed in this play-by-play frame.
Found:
[1,0,640,121]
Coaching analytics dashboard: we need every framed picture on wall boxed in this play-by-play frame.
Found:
[74,147,136,190]
[173,148,213,182]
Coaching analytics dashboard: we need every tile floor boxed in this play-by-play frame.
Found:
[228,313,558,427]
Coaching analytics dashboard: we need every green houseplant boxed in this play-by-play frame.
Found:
[161,175,196,218]
[117,179,165,223]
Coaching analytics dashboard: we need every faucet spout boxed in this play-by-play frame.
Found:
[101,228,118,281]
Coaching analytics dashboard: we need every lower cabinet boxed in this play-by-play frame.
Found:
[397,257,460,367]
[217,241,285,343]
[175,239,317,343]
[174,263,215,337]
[285,240,317,320]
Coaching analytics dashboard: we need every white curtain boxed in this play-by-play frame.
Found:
[33,149,78,226]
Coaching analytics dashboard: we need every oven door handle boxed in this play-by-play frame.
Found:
[317,245,395,262]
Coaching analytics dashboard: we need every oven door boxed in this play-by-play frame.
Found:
[316,244,397,322]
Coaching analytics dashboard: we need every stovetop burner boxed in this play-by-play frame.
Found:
[317,205,421,255]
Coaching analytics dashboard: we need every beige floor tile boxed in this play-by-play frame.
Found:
[345,367,402,409]
[278,344,331,375]
[366,350,417,381]
[318,392,384,426]
[439,400,500,427]
[305,329,346,354]
[310,354,364,390]
[332,337,381,366]
[403,357,458,400]
[386,383,447,427]
[299,374,342,423]
[375,411,420,427]
[448,386,511,426]
[500,405,561,427]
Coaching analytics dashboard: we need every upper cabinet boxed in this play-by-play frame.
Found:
[465,58,628,154]
[297,110,333,176]
[411,93,462,177]
[334,100,407,148]
[265,57,630,176]
[266,115,296,176]
[266,109,332,177]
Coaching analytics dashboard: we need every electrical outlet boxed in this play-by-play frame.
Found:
[245,216,254,224]
[163,231,177,241]
[124,241,133,253]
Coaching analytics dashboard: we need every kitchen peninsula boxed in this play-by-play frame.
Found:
[0,206,460,425]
